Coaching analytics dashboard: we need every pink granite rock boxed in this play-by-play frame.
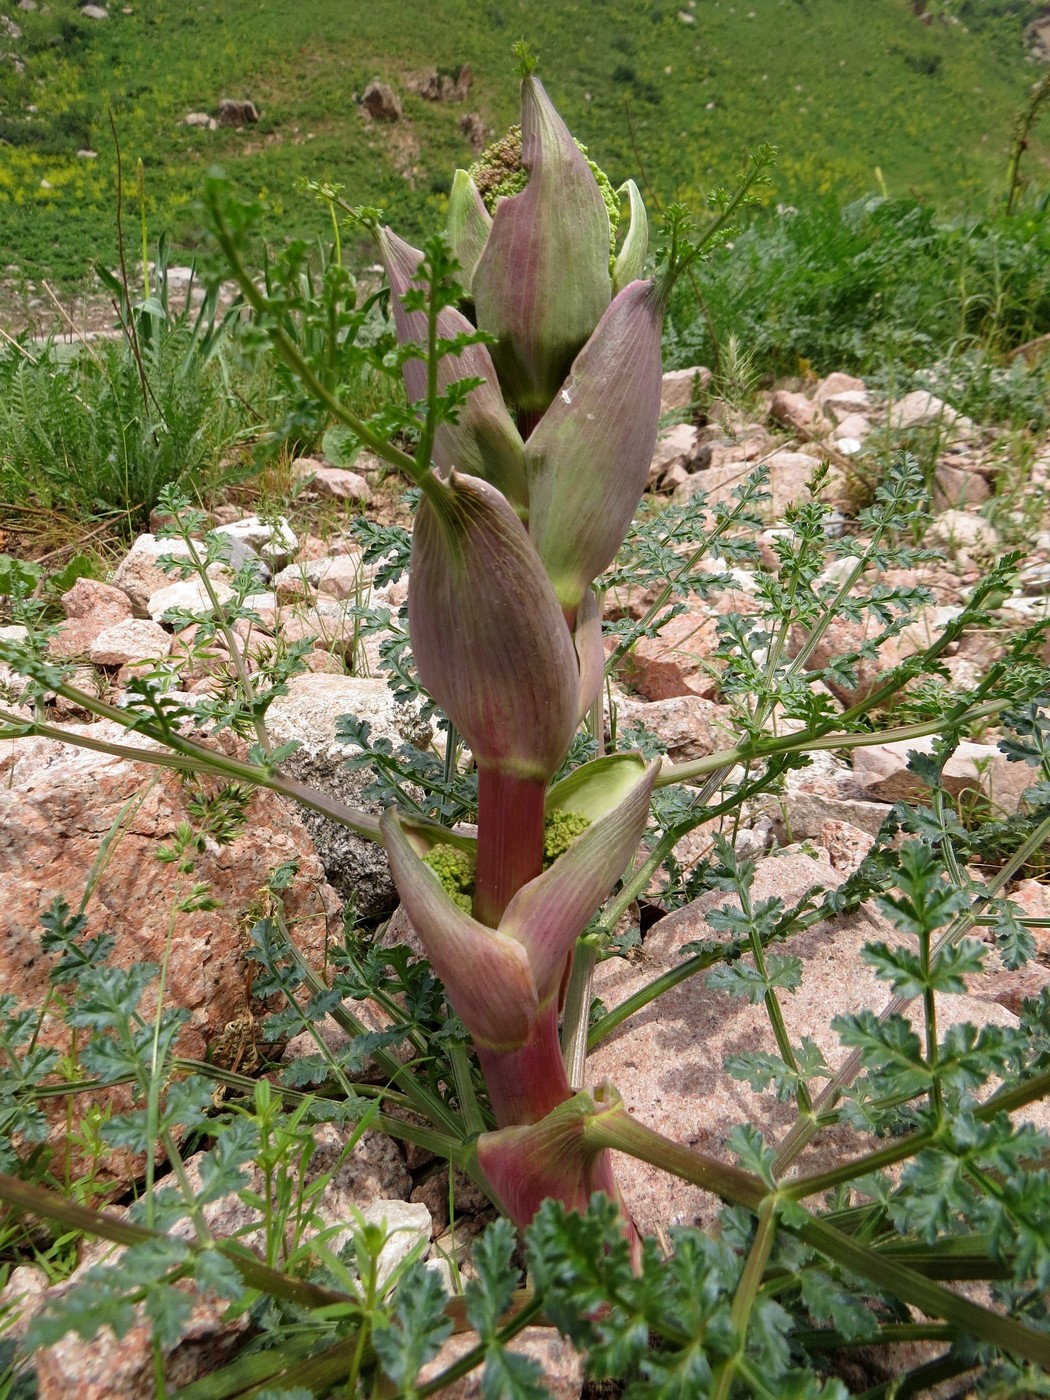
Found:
[0,729,339,1183]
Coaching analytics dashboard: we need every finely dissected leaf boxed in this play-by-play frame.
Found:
[192,1248,246,1306]
[524,1193,636,1348]
[798,1270,879,1343]
[372,1261,452,1395]
[408,472,579,781]
[465,1217,520,1339]
[748,1294,794,1374]
[861,937,986,998]
[26,1285,138,1348]
[144,1281,194,1348]
[481,1342,550,1400]
[725,1037,829,1103]
[707,954,803,1004]
[502,758,657,1000]
[446,169,492,292]
[875,840,971,937]
[832,1010,929,1088]
[524,278,666,614]
[472,74,612,413]
[381,808,538,1051]
[612,179,648,293]
[377,227,527,514]
[992,901,1037,970]
[892,1148,973,1242]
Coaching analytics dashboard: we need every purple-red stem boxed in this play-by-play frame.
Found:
[477,1001,574,1127]
[473,768,547,929]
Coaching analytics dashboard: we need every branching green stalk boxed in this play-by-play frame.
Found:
[586,1107,1050,1366]
[654,701,1008,788]
[603,511,750,675]
[0,1170,349,1309]
[773,809,1050,1175]
[175,525,271,754]
[206,189,434,498]
[778,1067,1050,1202]
[0,703,383,841]
[710,1197,779,1400]
[268,936,468,1143]
[741,877,812,1117]
[448,1041,486,1138]
[160,1127,214,1247]
[560,939,599,1089]
[659,147,776,297]
[582,1104,768,1211]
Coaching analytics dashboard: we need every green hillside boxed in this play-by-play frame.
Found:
[0,0,1047,283]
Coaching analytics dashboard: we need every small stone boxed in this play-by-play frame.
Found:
[110,533,199,615]
[890,389,973,438]
[612,591,757,702]
[818,819,875,876]
[307,555,371,601]
[0,1264,49,1344]
[183,111,216,129]
[648,422,700,487]
[302,648,345,674]
[765,449,826,515]
[358,1200,433,1289]
[62,577,133,622]
[213,515,297,568]
[274,600,365,658]
[613,693,734,762]
[926,510,999,554]
[851,735,1034,813]
[832,412,872,442]
[770,388,831,437]
[265,673,432,913]
[50,579,134,660]
[146,576,236,623]
[1019,560,1050,596]
[80,4,108,17]
[820,388,871,420]
[660,366,711,416]
[932,462,991,510]
[290,456,372,503]
[88,618,171,667]
[217,97,259,126]
[813,371,866,404]
[361,80,402,122]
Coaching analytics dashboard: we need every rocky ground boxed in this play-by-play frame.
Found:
[1,367,1049,1395]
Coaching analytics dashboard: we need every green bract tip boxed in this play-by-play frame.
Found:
[513,38,537,77]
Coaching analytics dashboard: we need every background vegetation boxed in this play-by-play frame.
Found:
[0,0,1048,283]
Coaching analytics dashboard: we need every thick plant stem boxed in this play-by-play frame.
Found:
[477,1001,573,1127]
[473,768,547,927]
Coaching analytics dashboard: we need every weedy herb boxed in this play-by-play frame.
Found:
[1,51,1049,1400]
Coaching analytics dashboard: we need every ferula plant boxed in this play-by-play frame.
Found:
[343,49,777,1241]
[5,42,1050,1398]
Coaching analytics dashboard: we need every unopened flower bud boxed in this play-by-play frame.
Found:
[472,75,612,415]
